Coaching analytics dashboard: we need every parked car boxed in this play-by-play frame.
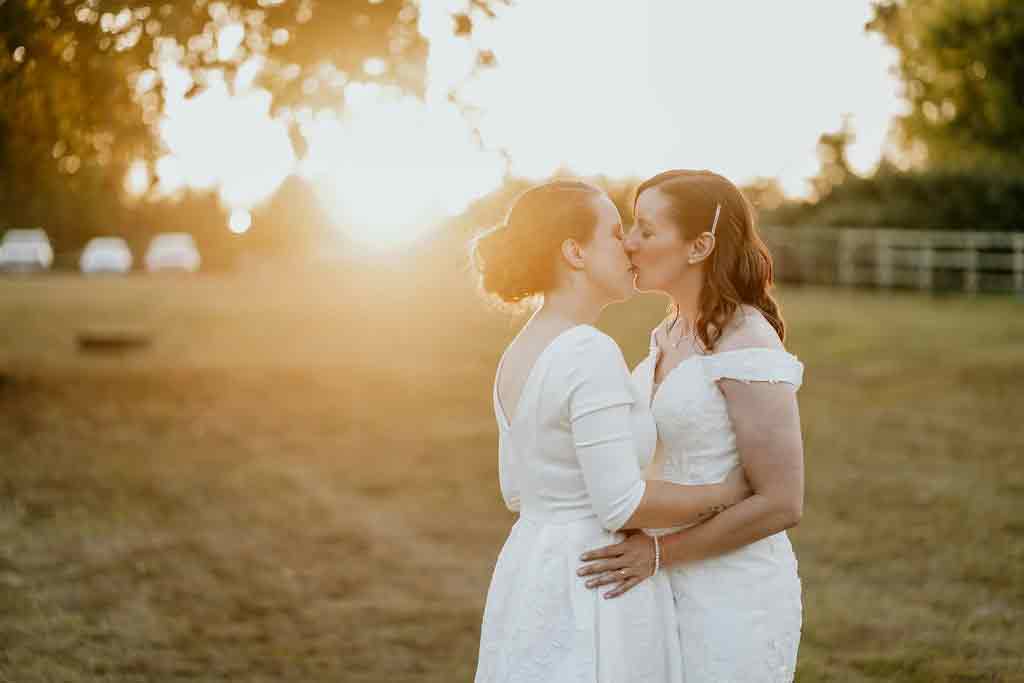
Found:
[144,232,200,272]
[0,228,54,272]
[80,237,133,274]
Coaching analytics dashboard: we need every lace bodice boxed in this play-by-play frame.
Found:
[632,330,803,487]
[630,310,805,683]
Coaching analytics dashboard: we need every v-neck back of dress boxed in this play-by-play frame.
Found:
[493,324,588,431]
[490,325,658,519]
[476,324,681,683]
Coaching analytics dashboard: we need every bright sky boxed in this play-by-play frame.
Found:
[443,0,904,196]
[144,0,904,248]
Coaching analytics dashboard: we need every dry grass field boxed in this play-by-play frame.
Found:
[1,260,1022,682]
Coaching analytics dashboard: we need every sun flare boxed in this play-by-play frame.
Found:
[135,0,900,248]
[299,84,504,250]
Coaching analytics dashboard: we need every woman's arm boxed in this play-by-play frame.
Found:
[497,431,520,513]
[568,332,751,532]
[620,469,749,530]
[573,399,751,532]
[577,379,803,596]
[657,379,803,564]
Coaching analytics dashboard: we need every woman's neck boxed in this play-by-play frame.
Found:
[668,280,701,332]
[537,286,604,327]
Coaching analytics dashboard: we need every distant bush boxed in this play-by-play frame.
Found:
[766,166,1024,232]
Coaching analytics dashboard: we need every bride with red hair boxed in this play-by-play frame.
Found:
[578,170,806,682]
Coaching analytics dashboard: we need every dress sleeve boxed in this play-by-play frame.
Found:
[702,348,804,389]
[565,331,646,532]
[496,430,520,513]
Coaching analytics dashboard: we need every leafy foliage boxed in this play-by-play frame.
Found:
[771,1,1024,230]
[867,0,1024,173]
[0,0,500,254]
[768,163,1024,230]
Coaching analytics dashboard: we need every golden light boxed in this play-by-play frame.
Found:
[229,209,252,234]
[158,73,295,207]
[124,159,150,196]
[271,28,290,46]
[217,23,245,61]
[136,0,902,251]
[430,0,901,196]
[363,58,388,77]
[154,155,186,195]
[300,84,504,251]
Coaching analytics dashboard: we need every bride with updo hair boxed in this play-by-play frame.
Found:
[472,180,606,304]
[470,179,751,683]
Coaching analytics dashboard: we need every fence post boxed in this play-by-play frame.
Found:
[876,231,893,288]
[918,235,933,290]
[965,234,979,295]
[1014,234,1024,294]
[803,229,818,285]
[838,229,855,286]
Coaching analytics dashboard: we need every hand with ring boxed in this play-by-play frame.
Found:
[576,530,656,599]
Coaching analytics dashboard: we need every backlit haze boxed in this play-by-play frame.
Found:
[135,0,903,250]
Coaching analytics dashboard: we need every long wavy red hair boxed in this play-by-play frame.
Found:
[634,169,785,351]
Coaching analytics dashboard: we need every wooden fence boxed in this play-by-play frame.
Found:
[761,226,1024,295]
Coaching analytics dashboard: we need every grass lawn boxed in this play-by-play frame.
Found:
[1,265,1021,682]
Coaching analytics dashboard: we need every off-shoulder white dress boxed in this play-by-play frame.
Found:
[633,315,805,683]
[475,325,682,683]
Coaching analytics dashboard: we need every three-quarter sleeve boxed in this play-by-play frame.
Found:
[496,430,520,512]
[565,332,646,531]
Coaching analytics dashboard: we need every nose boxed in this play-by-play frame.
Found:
[623,227,639,254]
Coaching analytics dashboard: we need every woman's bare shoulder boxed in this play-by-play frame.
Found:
[714,305,784,353]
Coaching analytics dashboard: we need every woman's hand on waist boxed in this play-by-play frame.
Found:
[576,530,656,599]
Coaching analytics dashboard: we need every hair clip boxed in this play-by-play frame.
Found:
[710,203,721,236]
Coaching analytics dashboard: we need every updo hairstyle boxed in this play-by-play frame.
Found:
[471,180,604,304]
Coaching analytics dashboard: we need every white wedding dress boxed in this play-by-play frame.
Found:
[475,325,682,683]
[633,312,804,683]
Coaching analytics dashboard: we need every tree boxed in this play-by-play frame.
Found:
[810,116,857,201]
[0,0,504,251]
[868,0,1024,173]
[740,177,787,212]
